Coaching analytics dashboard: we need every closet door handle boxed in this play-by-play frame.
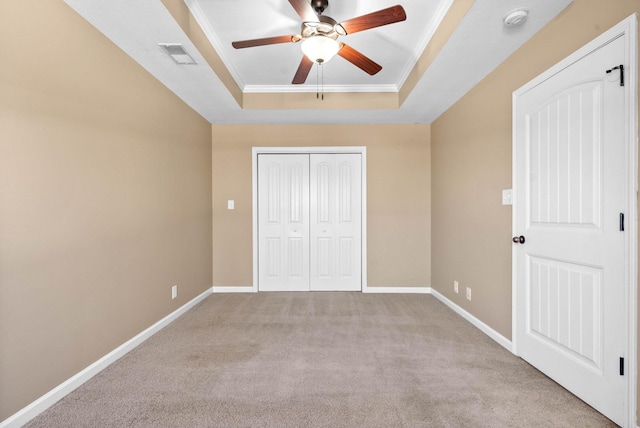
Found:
[512,236,525,244]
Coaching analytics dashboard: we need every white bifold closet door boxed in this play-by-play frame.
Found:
[258,154,310,292]
[258,153,361,291]
[309,154,361,291]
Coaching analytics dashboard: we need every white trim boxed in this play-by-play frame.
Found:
[396,0,455,89]
[624,15,638,428]
[252,146,367,154]
[360,149,368,293]
[364,286,431,294]
[243,84,400,94]
[512,14,637,428]
[252,150,259,293]
[430,288,513,353]
[252,146,368,292]
[212,286,256,293]
[511,77,519,358]
[184,0,244,89]
[0,287,214,428]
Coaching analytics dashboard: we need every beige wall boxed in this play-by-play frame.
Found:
[431,0,640,351]
[211,124,431,288]
[0,1,213,420]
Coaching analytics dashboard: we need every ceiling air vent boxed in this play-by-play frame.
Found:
[159,43,197,65]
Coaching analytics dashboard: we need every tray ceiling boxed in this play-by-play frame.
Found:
[63,0,572,124]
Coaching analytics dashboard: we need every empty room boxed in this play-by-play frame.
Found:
[2,0,640,426]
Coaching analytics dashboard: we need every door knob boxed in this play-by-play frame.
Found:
[512,235,525,244]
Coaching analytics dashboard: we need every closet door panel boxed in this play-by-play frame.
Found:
[258,154,309,291]
[310,154,361,291]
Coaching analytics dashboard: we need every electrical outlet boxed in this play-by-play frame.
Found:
[466,287,471,301]
[454,280,459,294]
[171,285,178,300]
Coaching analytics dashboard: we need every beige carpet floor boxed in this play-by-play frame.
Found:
[27,292,616,427]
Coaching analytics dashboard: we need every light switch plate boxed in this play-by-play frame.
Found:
[502,189,513,206]
[227,200,235,210]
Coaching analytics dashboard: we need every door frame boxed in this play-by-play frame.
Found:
[511,15,637,427]
[252,146,368,292]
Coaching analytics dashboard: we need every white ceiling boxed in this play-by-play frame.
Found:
[63,0,572,125]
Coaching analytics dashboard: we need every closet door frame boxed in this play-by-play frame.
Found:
[252,146,367,292]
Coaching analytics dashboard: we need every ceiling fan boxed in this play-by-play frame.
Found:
[231,0,407,84]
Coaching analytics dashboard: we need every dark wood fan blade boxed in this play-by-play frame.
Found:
[337,43,382,75]
[288,0,318,23]
[292,55,314,84]
[338,5,406,35]
[232,35,298,49]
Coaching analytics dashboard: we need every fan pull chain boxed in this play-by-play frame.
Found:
[315,63,324,101]
[321,63,324,101]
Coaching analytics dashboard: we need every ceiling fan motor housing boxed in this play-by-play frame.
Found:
[301,15,339,40]
[311,0,329,14]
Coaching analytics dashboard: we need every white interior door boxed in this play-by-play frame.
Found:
[258,152,362,291]
[310,154,362,291]
[258,154,309,291]
[513,35,628,424]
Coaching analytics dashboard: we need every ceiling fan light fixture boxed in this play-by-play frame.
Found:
[301,35,340,64]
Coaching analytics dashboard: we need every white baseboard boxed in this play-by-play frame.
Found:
[212,286,256,293]
[429,288,513,353]
[364,286,431,294]
[212,286,434,293]
[0,287,213,428]
[214,286,431,294]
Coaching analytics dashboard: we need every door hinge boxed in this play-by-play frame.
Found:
[606,64,625,86]
[620,213,625,231]
[620,357,625,376]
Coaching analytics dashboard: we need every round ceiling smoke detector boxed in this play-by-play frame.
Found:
[503,9,529,27]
